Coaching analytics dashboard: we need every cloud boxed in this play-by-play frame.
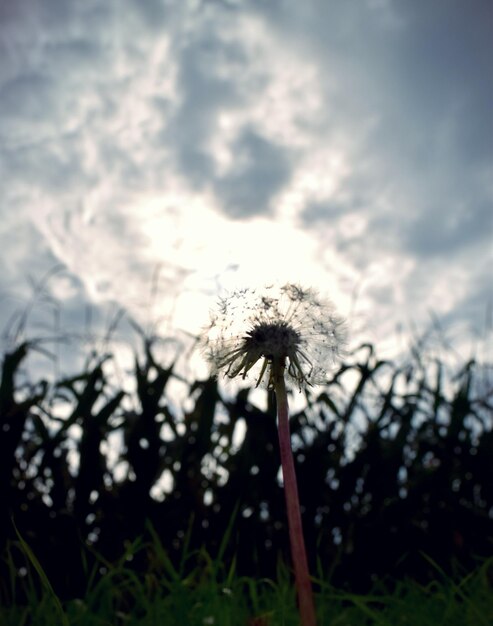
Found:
[404,198,493,257]
[0,0,491,370]
[214,128,292,217]
[163,23,243,186]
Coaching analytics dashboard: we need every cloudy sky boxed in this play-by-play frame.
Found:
[1,0,492,373]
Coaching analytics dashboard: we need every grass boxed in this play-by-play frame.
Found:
[1,527,492,626]
[2,564,492,626]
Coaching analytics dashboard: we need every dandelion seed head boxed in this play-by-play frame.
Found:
[201,283,346,390]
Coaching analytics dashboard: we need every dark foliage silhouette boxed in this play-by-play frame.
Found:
[0,337,492,604]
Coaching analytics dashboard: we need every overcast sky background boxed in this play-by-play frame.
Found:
[1,0,492,378]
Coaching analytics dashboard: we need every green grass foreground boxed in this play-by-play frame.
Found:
[2,536,492,626]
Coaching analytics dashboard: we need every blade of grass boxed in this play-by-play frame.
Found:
[12,518,69,626]
[419,552,492,626]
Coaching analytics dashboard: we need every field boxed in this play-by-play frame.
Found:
[0,327,492,625]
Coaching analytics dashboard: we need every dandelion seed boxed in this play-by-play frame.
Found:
[201,283,346,390]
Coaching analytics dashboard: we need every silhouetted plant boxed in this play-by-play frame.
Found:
[0,330,492,606]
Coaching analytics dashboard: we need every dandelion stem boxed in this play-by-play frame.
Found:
[273,360,317,626]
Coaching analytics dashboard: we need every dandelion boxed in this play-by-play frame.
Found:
[202,283,346,391]
[201,283,346,626]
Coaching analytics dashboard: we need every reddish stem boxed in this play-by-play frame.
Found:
[274,362,317,626]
